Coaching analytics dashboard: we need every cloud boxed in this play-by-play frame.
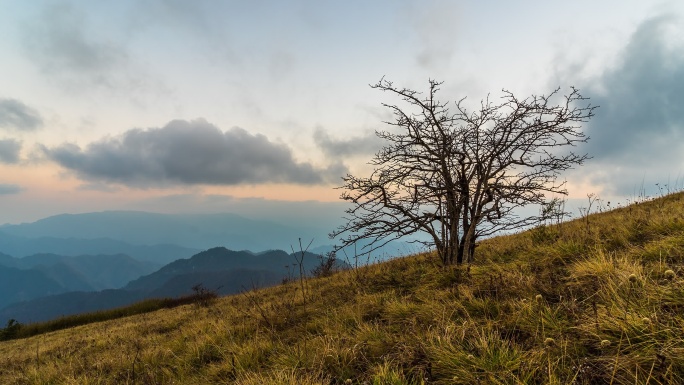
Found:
[43,119,346,187]
[0,99,43,131]
[570,15,684,195]
[21,3,143,92]
[0,139,22,164]
[76,182,122,193]
[314,127,384,158]
[406,0,462,70]
[126,1,241,67]
[0,184,23,195]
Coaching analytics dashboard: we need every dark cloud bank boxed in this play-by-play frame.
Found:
[0,98,43,131]
[576,16,684,194]
[44,119,346,187]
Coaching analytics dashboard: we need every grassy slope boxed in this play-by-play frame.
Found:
[1,192,684,384]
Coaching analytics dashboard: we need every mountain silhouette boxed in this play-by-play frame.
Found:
[0,247,348,323]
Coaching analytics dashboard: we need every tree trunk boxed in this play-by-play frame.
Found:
[467,237,476,263]
[461,222,477,264]
[456,234,466,265]
[447,239,457,265]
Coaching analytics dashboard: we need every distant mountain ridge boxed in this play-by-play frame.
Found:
[0,253,160,289]
[0,231,199,264]
[0,210,417,266]
[0,253,161,309]
[0,247,349,323]
[0,210,409,324]
[0,211,326,252]
[0,265,66,309]
[124,247,344,292]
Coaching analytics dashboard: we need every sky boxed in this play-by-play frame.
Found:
[1,0,684,227]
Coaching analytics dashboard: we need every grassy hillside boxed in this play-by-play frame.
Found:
[1,192,684,384]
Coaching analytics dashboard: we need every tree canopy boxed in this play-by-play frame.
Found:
[332,79,596,265]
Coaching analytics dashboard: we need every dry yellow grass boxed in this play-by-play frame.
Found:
[2,192,684,384]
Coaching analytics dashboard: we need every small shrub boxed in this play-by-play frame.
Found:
[312,252,339,278]
[0,319,21,341]
[191,284,219,307]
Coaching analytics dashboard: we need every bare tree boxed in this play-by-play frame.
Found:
[331,79,596,265]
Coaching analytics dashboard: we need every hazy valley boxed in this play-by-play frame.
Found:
[0,211,409,324]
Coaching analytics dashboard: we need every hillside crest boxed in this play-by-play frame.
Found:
[2,192,684,384]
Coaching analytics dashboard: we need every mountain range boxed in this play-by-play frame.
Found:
[0,247,348,323]
[0,211,326,252]
[0,252,159,309]
[0,210,408,324]
[0,211,416,259]
[0,231,199,265]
